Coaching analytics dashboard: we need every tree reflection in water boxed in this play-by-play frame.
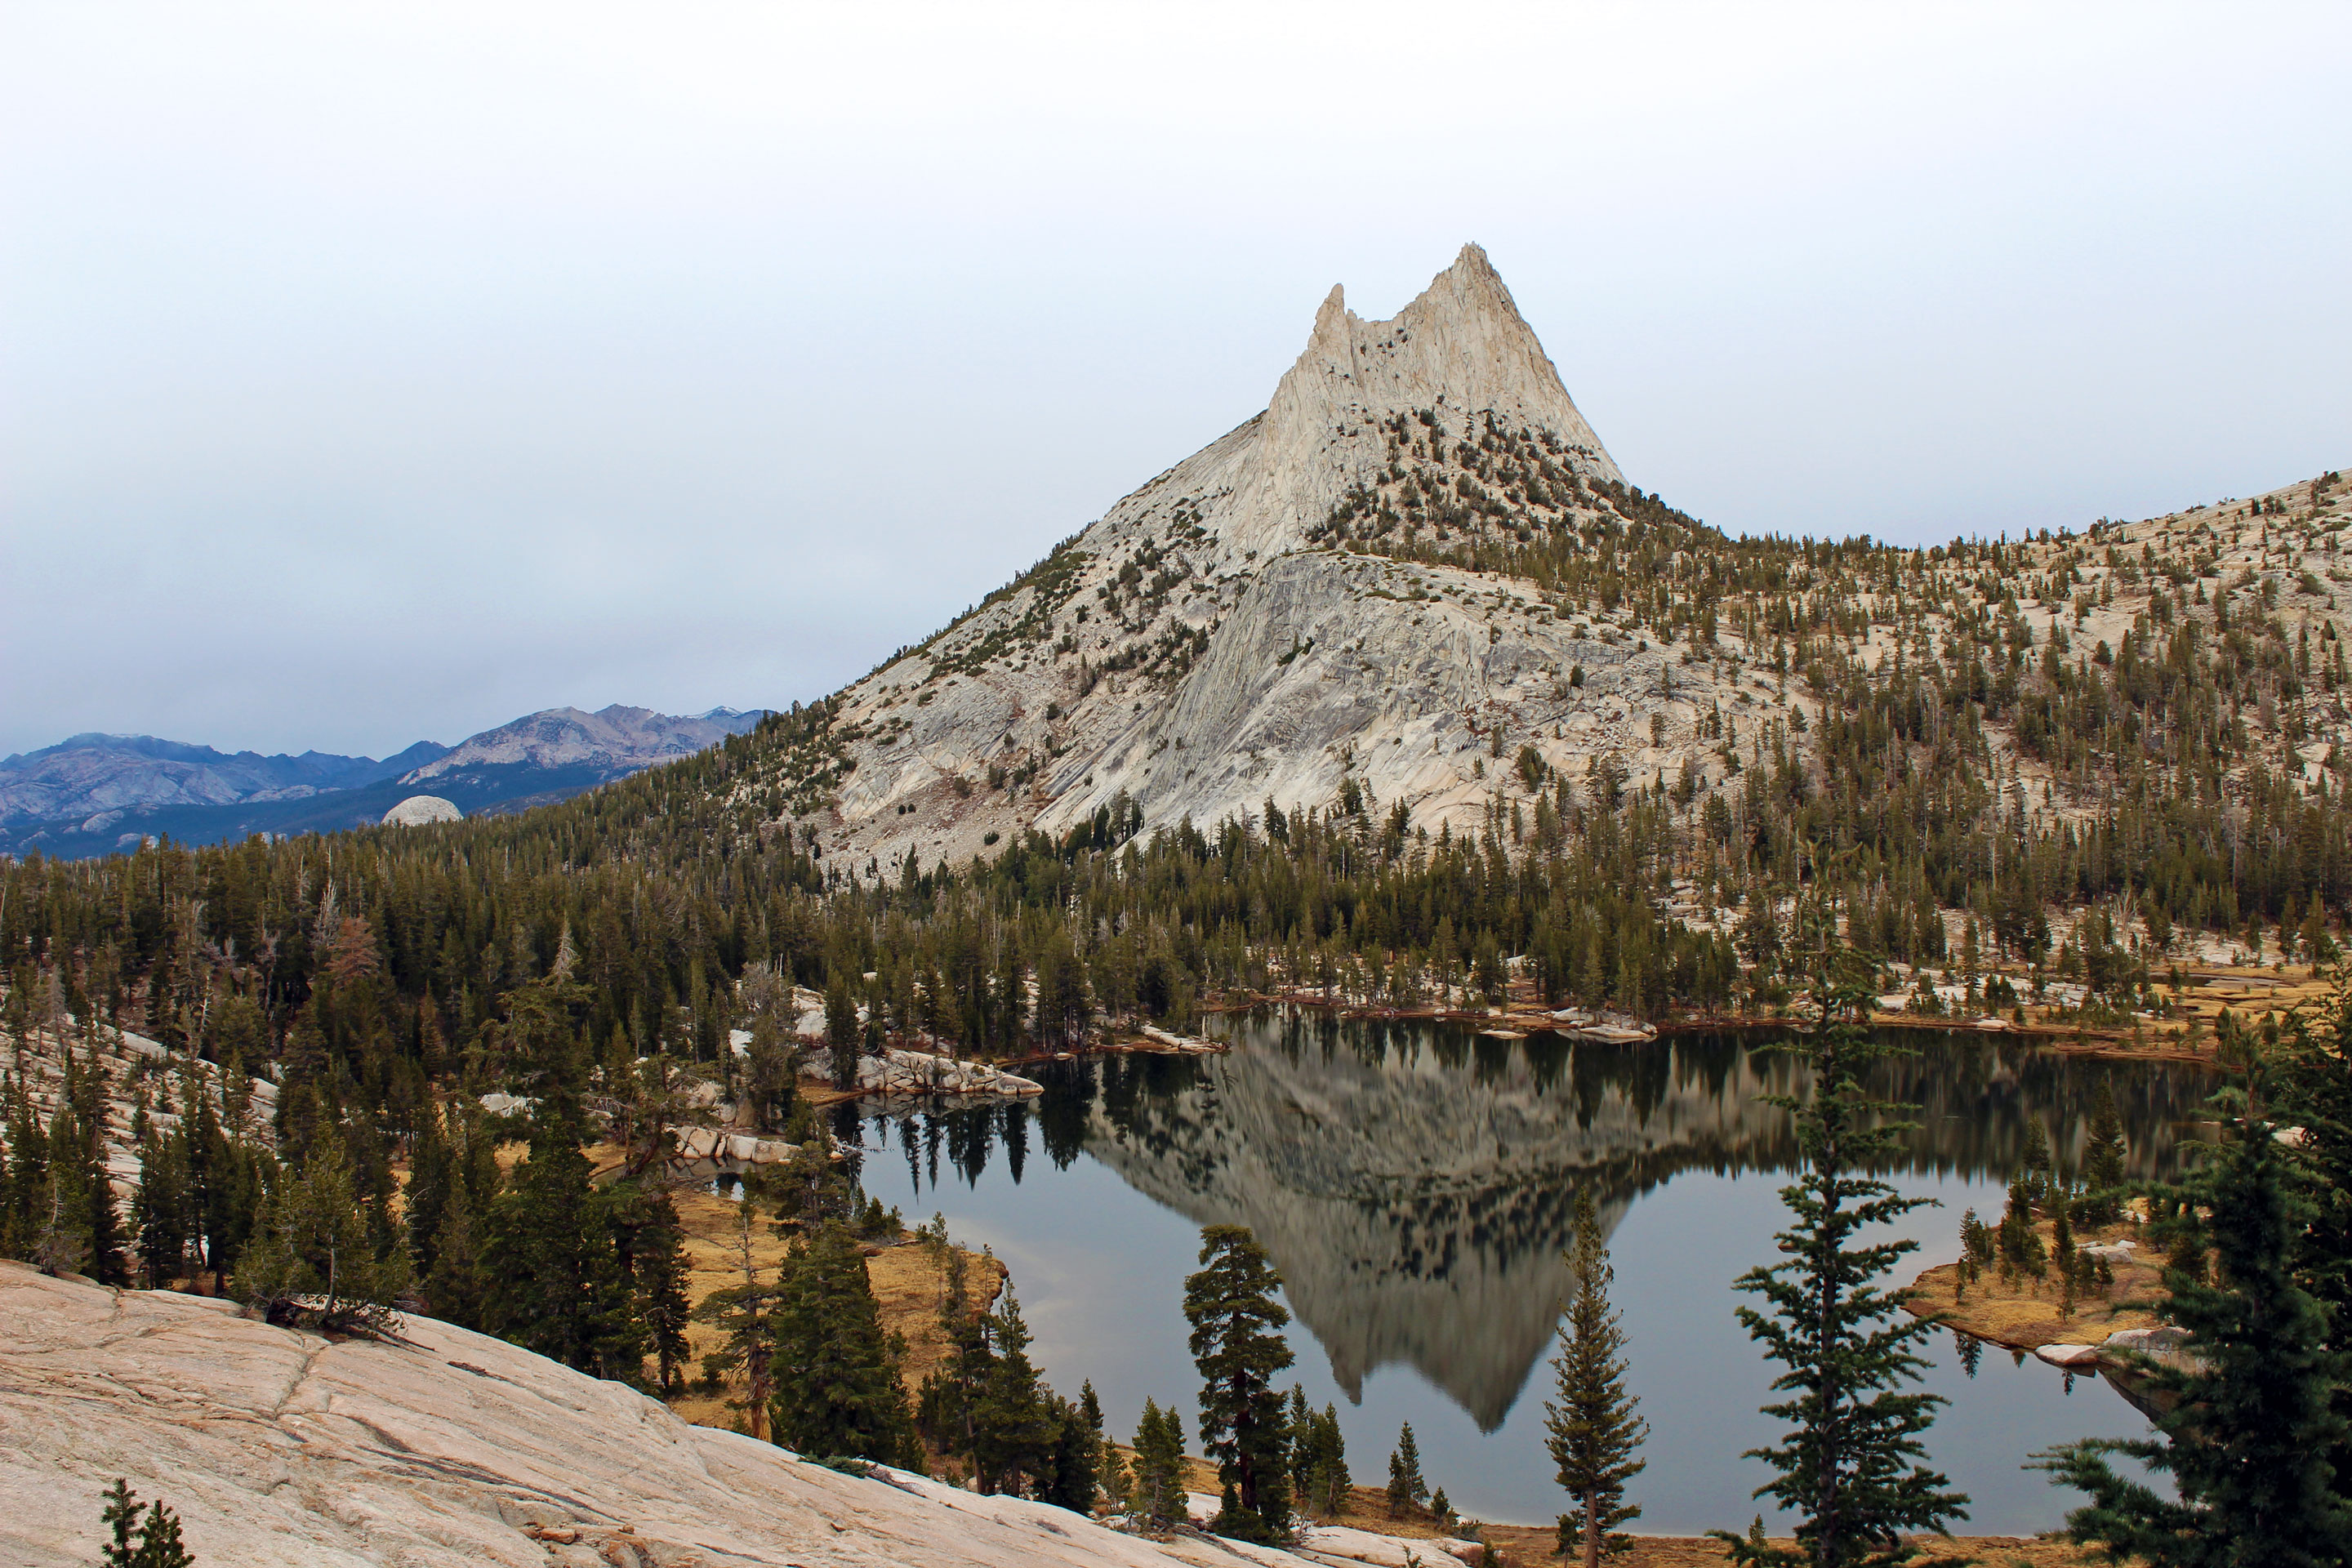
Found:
[860,1015,2210,1433]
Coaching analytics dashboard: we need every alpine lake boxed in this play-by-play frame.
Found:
[813,1013,2212,1535]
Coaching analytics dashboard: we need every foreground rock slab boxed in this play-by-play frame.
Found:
[0,1263,1414,1567]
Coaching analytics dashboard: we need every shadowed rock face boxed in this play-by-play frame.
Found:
[1071,1022,2209,1430]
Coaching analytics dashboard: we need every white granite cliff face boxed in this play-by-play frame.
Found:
[0,1264,1463,1568]
[768,245,1673,872]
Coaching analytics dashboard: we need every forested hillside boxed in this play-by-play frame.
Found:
[2,465,2345,1101]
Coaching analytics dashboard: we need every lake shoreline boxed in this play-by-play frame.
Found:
[1468,1527,2106,1566]
[796,962,2270,1107]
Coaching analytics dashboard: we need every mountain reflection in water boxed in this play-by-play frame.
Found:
[854,1013,2210,1435]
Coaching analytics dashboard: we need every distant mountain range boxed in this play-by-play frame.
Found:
[0,705,768,859]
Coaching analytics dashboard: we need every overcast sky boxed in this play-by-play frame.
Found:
[4,2,2347,760]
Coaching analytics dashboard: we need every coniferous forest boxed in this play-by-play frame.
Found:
[6,485,2352,1561]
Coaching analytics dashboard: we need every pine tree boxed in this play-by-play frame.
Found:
[608,1181,693,1395]
[186,1089,258,1296]
[2277,960,2352,1495]
[916,1244,991,1482]
[483,1116,639,1377]
[1301,1403,1348,1517]
[2034,1085,2352,1564]
[423,1196,490,1330]
[1078,1379,1130,1512]
[238,1138,408,1337]
[767,1219,920,1467]
[100,1478,140,1567]
[1,1089,47,1260]
[1547,1184,1648,1568]
[1034,931,1092,1048]
[824,973,862,1091]
[1713,969,1967,1568]
[1130,1397,1188,1530]
[1285,1383,1315,1502]
[50,1093,128,1286]
[1184,1224,1295,1542]
[99,1478,195,1568]
[741,1005,800,1134]
[1386,1422,1428,1518]
[691,1187,784,1441]
[133,1123,191,1289]
[1040,1392,1102,1512]
[972,1289,1059,1494]
[2078,1081,2128,1224]
[403,1100,457,1280]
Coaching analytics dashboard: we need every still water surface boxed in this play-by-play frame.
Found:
[835,1013,2212,1534]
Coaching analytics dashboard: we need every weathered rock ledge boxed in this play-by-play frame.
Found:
[0,1263,1442,1568]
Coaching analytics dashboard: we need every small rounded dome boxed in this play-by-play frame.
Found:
[382,795,462,826]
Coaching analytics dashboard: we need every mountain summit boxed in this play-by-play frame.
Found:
[768,245,1672,871]
[756,248,2347,895]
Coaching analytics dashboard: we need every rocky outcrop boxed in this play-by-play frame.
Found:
[0,1022,278,1208]
[0,1264,1457,1568]
[382,794,462,825]
[838,1048,1045,1098]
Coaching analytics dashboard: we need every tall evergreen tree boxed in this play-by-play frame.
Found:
[483,1116,639,1377]
[2278,962,2352,1496]
[424,1195,491,1330]
[2078,1080,2128,1224]
[1130,1398,1188,1531]
[50,1093,127,1286]
[608,1180,693,1396]
[973,1289,1059,1494]
[1298,1402,1348,1517]
[1085,1380,1132,1510]
[403,1100,457,1281]
[132,1122,191,1289]
[1714,969,1967,1568]
[691,1186,784,1441]
[916,1244,992,1481]
[186,1089,260,1296]
[1385,1422,1427,1518]
[0,1089,46,1261]
[1034,932,1092,1048]
[1184,1223,1295,1543]
[1547,1184,1649,1567]
[1040,1392,1102,1513]
[2035,1081,2352,1565]
[767,1219,920,1467]
[824,974,862,1091]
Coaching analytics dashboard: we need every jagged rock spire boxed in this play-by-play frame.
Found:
[1241,243,1620,557]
